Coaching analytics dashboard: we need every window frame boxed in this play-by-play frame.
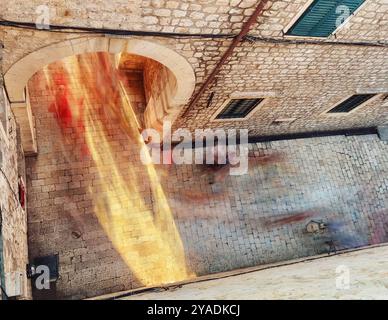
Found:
[282,0,368,39]
[322,93,382,116]
[210,96,268,122]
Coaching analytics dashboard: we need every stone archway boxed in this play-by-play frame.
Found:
[4,37,196,154]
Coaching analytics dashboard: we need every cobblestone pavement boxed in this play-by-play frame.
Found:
[120,245,388,300]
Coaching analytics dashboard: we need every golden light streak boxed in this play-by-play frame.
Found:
[60,53,194,286]
[118,81,142,132]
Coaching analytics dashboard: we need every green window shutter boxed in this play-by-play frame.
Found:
[286,0,365,37]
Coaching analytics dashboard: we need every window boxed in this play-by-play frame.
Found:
[327,94,377,113]
[215,98,264,120]
[286,0,365,37]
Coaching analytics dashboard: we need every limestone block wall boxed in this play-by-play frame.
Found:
[26,53,172,299]
[25,53,388,299]
[1,1,388,143]
[1,0,387,300]
[1,1,386,41]
[0,71,30,299]
[4,33,387,144]
[175,41,388,135]
[1,0,387,74]
[143,58,178,132]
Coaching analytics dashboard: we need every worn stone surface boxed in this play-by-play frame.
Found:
[1,0,387,300]
[1,1,386,40]
[175,41,388,135]
[1,1,387,137]
[121,245,388,300]
[0,47,30,299]
[378,126,388,141]
[25,53,388,299]
[26,53,193,299]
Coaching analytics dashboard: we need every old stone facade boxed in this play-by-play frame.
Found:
[0,0,387,299]
[1,1,387,149]
[24,52,388,299]
[0,47,30,299]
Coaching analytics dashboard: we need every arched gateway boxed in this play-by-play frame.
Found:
[4,37,196,154]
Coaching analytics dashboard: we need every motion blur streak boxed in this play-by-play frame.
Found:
[47,52,193,286]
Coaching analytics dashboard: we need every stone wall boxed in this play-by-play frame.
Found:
[1,0,387,300]
[143,57,178,132]
[0,53,30,299]
[27,53,160,299]
[25,52,388,299]
[176,41,388,135]
[2,0,387,73]
[1,1,387,141]
[2,1,386,41]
